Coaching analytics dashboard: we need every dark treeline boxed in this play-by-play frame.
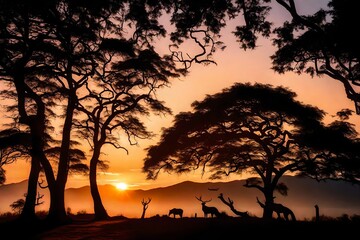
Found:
[0,0,359,228]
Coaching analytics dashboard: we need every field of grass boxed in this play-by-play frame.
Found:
[1,213,359,239]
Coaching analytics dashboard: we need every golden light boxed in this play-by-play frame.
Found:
[116,182,128,191]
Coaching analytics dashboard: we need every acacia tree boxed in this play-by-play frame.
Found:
[143,82,360,219]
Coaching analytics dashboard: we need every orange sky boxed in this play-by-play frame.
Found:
[3,0,359,190]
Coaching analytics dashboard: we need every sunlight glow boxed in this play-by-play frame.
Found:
[116,182,128,190]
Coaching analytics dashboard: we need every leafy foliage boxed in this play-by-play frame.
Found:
[271,0,360,113]
[10,199,25,214]
[143,82,360,218]
[144,82,325,179]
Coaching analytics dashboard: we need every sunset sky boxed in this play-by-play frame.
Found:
[2,0,359,191]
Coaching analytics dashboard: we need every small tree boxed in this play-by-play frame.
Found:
[140,198,151,219]
[143,82,360,220]
[10,192,44,215]
[10,199,25,215]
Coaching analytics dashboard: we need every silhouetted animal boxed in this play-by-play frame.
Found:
[257,197,296,221]
[196,196,220,218]
[169,208,183,218]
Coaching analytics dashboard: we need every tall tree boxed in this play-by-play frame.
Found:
[143,83,360,219]
[0,0,59,222]
[74,41,182,220]
[36,0,108,223]
[0,0,117,223]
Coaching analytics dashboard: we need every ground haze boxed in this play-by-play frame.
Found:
[1,176,359,220]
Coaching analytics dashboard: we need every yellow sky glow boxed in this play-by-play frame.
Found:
[115,182,128,191]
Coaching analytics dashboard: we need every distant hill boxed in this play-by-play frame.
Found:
[1,176,360,220]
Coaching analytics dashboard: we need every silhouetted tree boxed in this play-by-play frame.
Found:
[73,37,181,219]
[0,127,87,221]
[10,192,44,215]
[0,168,5,185]
[315,204,320,222]
[143,82,360,219]
[164,0,360,117]
[140,198,151,219]
[34,1,120,223]
[271,0,360,114]
[0,128,44,221]
[169,0,360,115]
[166,0,360,186]
[295,112,360,183]
[10,199,26,215]
[0,0,58,222]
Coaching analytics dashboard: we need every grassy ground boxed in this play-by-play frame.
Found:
[1,214,359,239]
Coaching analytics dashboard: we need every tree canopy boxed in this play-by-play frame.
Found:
[272,0,360,114]
[143,82,360,219]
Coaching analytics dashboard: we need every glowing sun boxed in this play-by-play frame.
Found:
[116,182,128,191]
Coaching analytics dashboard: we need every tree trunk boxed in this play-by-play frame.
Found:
[141,210,146,219]
[20,156,41,222]
[315,204,320,222]
[47,95,76,224]
[90,148,109,220]
[13,73,43,222]
[263,157,276,220]
[263,188,274,220]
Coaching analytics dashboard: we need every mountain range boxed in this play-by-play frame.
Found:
[1,176,360,220]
